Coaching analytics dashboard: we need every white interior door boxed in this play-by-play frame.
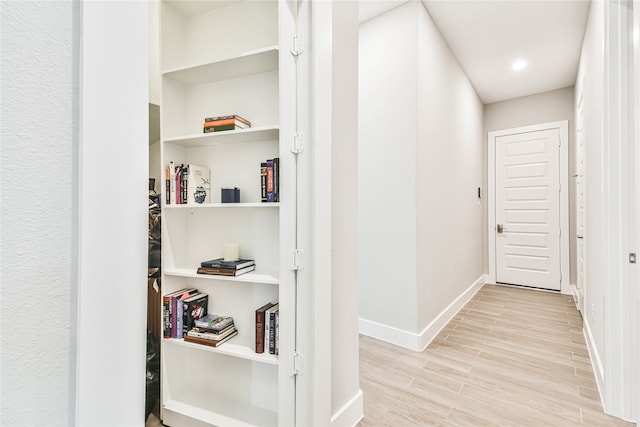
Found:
[495,128,561,290]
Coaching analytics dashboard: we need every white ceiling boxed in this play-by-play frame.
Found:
[360,0,591,104]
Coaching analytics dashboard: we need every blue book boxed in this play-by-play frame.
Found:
[200,258,255,270]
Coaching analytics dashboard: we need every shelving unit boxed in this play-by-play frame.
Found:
[159,1,298,425]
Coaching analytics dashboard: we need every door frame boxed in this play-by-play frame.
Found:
[487,120,571,294]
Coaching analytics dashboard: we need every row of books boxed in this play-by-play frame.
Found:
[165,163,211,205]
[261,158,279,203]
[203,114,251,133]
[184,314,238,348]
[163,288,208,339]
[255,302,279,355]
[197,258,256,277]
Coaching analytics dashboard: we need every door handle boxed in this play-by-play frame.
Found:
[496,224,504,234]
[577,235,584,239]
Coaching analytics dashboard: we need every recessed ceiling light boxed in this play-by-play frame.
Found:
[512,60,527,71]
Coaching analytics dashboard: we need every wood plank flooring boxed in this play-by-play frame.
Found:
[358,284,635,426]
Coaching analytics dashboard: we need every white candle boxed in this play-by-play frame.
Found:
[223,243,240,261]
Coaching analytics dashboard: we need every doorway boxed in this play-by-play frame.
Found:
[488,121,570,293]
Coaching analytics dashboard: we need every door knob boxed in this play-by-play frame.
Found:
[497,224,504,234]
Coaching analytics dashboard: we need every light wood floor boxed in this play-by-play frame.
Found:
[358,284,635,426]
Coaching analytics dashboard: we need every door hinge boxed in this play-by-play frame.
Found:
[291,248,304,270]
[291,133,304,154]
[290,351,304,377]
[291,34,304,56]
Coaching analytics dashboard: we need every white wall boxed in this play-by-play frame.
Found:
[1,2,148,426]
[359,2,419,334]
[1,2,78,424]
[575,0,606,393]
[484,87,576,283]
[359,1,484,350]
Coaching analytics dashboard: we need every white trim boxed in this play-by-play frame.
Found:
[359,275,486,351]
[584,316,605,404]
[330,389,364,427]
[487,121,571,295]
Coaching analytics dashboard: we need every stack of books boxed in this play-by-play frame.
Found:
[197,258,255,277]
[162,288,208,339]
[203,114,251,133]
[260,158,279,202]
[255,302,279,355]
[185,314,237,348]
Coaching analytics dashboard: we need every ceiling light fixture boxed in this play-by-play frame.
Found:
[512,60,527,71]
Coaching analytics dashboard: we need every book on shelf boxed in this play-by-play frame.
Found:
[188,324,236,340]
[182,293,209,338]
[203,124,248,133]
[268,304,279,355]
[261,158,279,203]
[186,164,211,204]
[175,289,200,338]
[195,313,234,332]
[197,264,256,277]
[260,162,267,202]
[163,288,197,339]
[204,114,251,127]
[264,303,279,355]
[168,161,177,205]
[184,330,239,348]
[255,302,275,353]
[203,119,250,129]
[200,258,255,270]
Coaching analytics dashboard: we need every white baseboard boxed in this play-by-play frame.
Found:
[331,389,363,427]
[583,319,605,403]
[359,275,487,351]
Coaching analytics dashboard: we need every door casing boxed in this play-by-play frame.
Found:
[488,120,571,294]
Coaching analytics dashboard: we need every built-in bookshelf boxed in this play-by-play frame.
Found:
[159,1,297,425]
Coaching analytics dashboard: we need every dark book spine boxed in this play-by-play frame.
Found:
[266,159,275,202]
[260,162,267,203]
[165,167,171,205]
[163,296,171,338]
[273,157,279,202]
[269,310,276,354]
[256,308,266,353]
[185,295,209,336]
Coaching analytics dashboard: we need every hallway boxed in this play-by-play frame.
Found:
[358,284,634,426]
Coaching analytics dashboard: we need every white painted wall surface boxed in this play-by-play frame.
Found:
[1,2,78,425]
[330,1,363,424]
[359,2,419,333]
[76,2,148,425]
[575,0,606,390]
[484,87,576,283]
[415,2,484,332]
[359,1,484,348]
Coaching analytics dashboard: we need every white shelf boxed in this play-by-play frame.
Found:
[164,202,280,209]
[164,394,278,427]
[163,125,279,148]
[162,46,279,86]
[164,268,279,285]
[164,338,279,365]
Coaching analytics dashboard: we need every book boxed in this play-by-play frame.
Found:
[174,288,199,338]
[197,264,256,276]
[186,164,211,204]
[187,325,236,340]
[266,159,275,202]
[184,331,238,348]
[182,293,209,338]
[195,313,234,332]
[163,288,197,338]
[203,124,246,133]
[165,166,171,205]
[268,304,279,354]
[200,258,255,269]
[260,162,267,202]
[264,303,278,354]
[204,114,251,127]
[255,302,275,353]
[273,157,280,202]
[169,161,176,205]
[203,118,250,129]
